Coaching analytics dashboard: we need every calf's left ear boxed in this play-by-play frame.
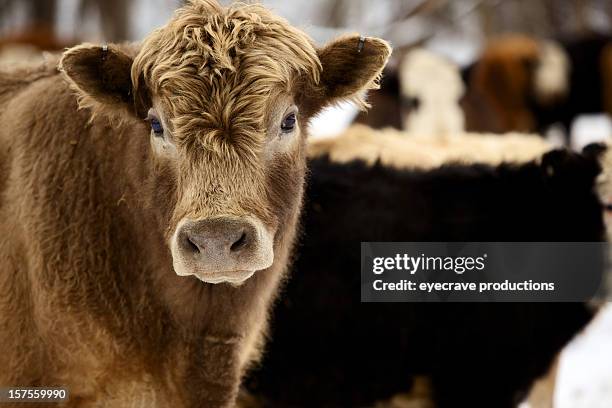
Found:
[302,34,391,116]
[60,43,145,118]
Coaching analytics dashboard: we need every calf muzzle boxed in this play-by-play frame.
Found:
[171,216,274,284]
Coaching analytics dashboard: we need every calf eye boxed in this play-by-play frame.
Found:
[150,118,164,136]
[281,112,296,133]
[147,109,164,136]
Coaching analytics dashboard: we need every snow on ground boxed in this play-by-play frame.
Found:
[556,304,612,408]
[571,114,612,151]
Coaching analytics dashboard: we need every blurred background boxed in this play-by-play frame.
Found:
[0,1,611,406]
[2,0,612,144]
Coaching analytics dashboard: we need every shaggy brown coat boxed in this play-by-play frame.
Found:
[0,1,390,407]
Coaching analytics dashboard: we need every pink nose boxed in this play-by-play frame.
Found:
[176,217,256,269]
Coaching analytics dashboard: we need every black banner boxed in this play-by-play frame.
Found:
[361,242,609,302]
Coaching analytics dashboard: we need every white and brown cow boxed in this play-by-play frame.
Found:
[0,0,390,406]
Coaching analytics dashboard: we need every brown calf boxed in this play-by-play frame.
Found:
[0,0,390,406]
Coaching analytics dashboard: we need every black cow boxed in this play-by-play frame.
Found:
[246,150,605,408]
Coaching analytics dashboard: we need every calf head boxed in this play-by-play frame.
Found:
[60,0,390,285]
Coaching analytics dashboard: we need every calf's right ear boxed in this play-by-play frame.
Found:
[59,43,147,119]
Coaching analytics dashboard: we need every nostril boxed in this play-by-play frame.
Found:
[230,231,247,252]
[185,235,201,253]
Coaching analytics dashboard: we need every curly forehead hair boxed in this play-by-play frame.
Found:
[131,0,321,148]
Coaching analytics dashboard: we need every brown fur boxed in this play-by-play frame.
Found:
[466,34,540,133]
[373,377,434,408]
[525,356,559,408]
[0,1,390,407]
[0,27,77,68]
[0,26,75,52]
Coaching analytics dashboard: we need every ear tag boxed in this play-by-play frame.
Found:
[357,36,365,53]
[101,44,108,62]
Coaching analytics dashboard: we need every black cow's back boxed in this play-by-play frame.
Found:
[246,150,604,408]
